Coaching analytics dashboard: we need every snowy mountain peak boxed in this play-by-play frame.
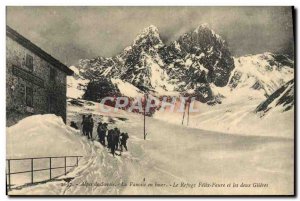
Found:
[72,24,293,108]
[143,24,159,33]
[194,23,209,31]
[133,25,163,47]
[192,23,224,43]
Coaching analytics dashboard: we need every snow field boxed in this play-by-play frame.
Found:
[8,100,294,195]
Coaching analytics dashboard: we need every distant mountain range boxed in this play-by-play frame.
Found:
[67,24,294,114]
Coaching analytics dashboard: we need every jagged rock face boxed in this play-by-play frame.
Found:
[76,24,235,103]
[164,25,234,87]
[79,26,169,92]
[132,25,163,50]
[79,57,123,79]
[256,79,294,114]
[120,26,168,91]
[268,54,294,69]
[72,25,294,109]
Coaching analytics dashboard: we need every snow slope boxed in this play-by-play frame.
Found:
[111,78,144,98]
[6,114,92,188]
[68,66,144,99]
[229,53,293,97]
[67,66,89,99]
[256,79,294,114]
[6,114,90,158]
[8,99,294,195]
[159,53,293,138]
[155,97,294,139]
[154,52,295,138]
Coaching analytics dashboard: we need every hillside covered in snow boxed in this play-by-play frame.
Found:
[229,53,293,98]
[7,100,294,195]
[256,79,294,114]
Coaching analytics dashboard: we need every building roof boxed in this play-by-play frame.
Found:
[6,25,73,76]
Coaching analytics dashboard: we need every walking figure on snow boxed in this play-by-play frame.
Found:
[81,114,129,157]
[81,114,94,139]
[109,128,120,157]
[81,115,88,137]
[120,132,129,152]
[87,115,94,139]
[114,127,121,151]
[107,128,113,150]
[106,127,128,157]
[97,122,108,146]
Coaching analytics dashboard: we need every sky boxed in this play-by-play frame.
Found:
[6,6,294,66]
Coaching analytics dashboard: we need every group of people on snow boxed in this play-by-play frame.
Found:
[78,114,129,157]
[97,123,129,156]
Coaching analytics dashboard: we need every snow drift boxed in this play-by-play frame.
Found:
[7,114,89,159]
[7,114,96,190]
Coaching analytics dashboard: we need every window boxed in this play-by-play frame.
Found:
[50,67,57,81]
[25,54,33,71]
[25,86,33,107]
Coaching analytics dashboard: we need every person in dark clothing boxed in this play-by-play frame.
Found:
[97,122,107,146]
[81,115,88,136]
[113,128,121,151]
[70,121,78,129]
[107,129,113,150]
[120,132,129,152]
[97,122,102,141]
[111,128,120,156]
[87,115,94,139]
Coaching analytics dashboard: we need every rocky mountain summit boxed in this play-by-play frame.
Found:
[70,24,294,112]
[77,24,235,103]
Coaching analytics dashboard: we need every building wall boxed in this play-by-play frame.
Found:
[6,36,67,126]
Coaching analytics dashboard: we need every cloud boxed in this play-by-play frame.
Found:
[6,6,294,66]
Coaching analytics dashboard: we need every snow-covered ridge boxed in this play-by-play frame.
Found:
[193,23,224,44]
[256,79,294,114]
[133,25,163,48]
[228,52,294,97]
[69,25,293,109]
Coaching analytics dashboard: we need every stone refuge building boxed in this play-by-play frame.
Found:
[6,25,73,126]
